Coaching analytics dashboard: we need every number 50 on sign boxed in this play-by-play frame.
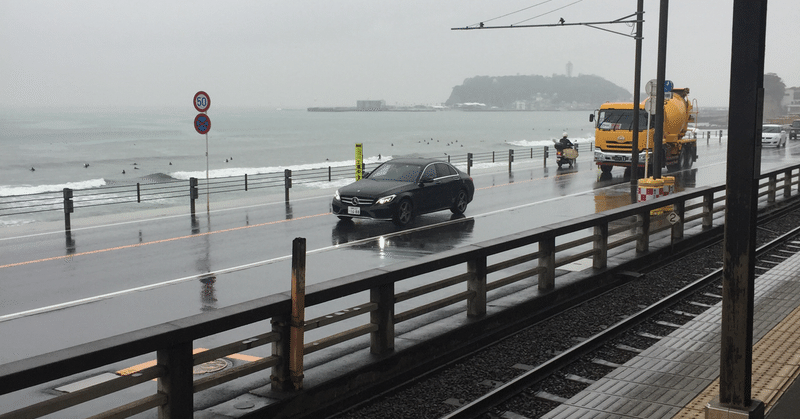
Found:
[194,91,210,112]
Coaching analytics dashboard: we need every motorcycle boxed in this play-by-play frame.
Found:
[553,139,578,168]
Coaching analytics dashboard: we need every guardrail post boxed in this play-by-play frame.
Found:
[593,222,608,269]
[467,255,487,318]
[636,209,650,253]
[538,237,555,290]
[768,174,777,203]
[784,169,793,198]
[245,174,248,191]
[284,169,292,203]
[467,153,473,175]
[492,151,495,163]
[157,341,193,418]
[508,149,514,173]
[370,282,394,354]
[62,188,73,232]
[189,177,198,216]
[136,183,141,203]
[328,166,332,182]
[543,146,548,167]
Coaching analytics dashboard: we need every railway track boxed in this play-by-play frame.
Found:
[332,208,800,419]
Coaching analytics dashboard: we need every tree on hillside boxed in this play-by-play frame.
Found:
[445,74,630,109]
[763,73,786,118]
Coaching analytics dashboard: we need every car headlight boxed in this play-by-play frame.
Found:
[334,190,341,201]
[376,194,396,205]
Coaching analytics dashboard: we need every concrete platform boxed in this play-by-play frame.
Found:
[542,243,800,419]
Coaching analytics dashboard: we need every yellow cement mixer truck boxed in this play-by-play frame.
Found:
[592,87,698,174]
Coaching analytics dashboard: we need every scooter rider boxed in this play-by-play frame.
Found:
[558,132,573,149]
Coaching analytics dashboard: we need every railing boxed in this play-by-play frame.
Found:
[3,162,795,419]
[0,144,591,231]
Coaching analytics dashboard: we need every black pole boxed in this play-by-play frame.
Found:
[630,0,644,202]
[652,0,669,180]
[63,188,73,232]
[716,0,768,413]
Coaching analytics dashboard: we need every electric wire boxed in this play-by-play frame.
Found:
[512,0,585,26]
[469,0,555,28]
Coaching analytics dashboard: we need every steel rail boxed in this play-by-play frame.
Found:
[440,222,800,419]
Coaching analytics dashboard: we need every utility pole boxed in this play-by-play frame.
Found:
[629,0,644,202]
[708,0,768,417]
[452,7,644,186]
[651,0,669,180]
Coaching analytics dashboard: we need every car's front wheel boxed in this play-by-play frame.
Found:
[451,189,468,215]
[392,199,413,226]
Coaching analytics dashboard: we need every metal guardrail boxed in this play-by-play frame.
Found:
[2,162,795,419]
[0,145,592,231]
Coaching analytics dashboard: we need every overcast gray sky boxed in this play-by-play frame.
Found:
[1,1,797,109]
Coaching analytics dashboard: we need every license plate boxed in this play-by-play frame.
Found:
[348,206,361,215]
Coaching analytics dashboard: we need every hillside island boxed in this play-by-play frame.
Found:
[307,74,632,112]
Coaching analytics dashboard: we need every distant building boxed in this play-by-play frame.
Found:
[783,87,800,115]
[357,100,386,111]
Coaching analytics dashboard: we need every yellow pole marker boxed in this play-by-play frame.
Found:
[355,143,363,180]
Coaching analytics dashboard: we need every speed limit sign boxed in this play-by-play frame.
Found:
[193,91,210,112]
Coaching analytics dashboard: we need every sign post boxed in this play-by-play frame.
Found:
[355,144,363,180]
[193,91,211,211]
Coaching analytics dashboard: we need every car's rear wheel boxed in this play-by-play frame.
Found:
[451,189,468,214]
[392,199,413,226]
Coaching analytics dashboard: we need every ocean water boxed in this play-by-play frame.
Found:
[0,107,593,227]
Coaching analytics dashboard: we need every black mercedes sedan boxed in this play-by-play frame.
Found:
[331,158,475,226]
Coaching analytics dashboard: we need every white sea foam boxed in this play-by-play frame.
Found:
[505,136,594,148]
[0,179,107,197]
[169,155,392,180]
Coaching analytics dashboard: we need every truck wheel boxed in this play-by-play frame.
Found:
[681,146,694,169]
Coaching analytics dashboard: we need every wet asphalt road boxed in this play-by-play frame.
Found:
[1,139,799,366]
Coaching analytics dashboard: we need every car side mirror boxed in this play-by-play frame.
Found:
[589,114,594,122]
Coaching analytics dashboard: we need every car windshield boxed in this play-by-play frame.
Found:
[597,109,655,131]
[368,162,424,182]
[762,126,782,133]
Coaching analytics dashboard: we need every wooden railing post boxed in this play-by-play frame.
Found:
[289,237,305,390]
[593,222,608,269]
[703,192,714,229]
[636,210,650,253]
[370,282,395,354]
[270,314,291,391]
[768,174,777,203]
[508,149,514,174]
[157,341,193,418]
[538,237,555,290]
[784,169,792,199]
[672,200,685,241]
[467,255,487,318]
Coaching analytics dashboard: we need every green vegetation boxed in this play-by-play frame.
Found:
[445,74,631,110]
